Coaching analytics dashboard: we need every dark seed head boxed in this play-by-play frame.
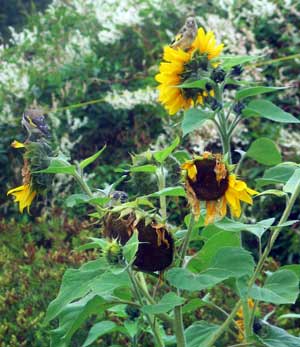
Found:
[103,213,174,272]
[188,158,229,201]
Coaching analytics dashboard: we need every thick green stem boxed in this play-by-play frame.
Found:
[127,269,165,347]
[179,215,195,267]
[174,304,186,347]
[205,180,300,347]
[172,215,196,347]
[241,300,251,342]
[157,166,167,220]
[135,273,174,325]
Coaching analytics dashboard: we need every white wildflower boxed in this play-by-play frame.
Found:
[105,86,157,110]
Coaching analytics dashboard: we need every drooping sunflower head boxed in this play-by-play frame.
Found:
[181,153,258,224]
[103,211,174,272]
[7,139,53,213]
[155,28,224,115]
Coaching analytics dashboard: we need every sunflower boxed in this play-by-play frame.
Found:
[155,28,224,115]
[7,184,36,213]
[7,140,37,213]
[181,152,258,224]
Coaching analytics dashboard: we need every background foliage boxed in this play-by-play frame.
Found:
[1,0,299,346]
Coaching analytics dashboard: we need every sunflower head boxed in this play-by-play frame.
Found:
[103,211,174,272]
[7,139,53,213]
[181,153,258,224]
[155,28,224,115]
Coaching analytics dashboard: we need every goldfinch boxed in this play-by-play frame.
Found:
[170,16,198,51]
[22,107,50,140]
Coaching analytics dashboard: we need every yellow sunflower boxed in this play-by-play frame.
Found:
[155,28,224,115]
[181,153,258,224]
[7,140,37,213]
[7,184,36,213]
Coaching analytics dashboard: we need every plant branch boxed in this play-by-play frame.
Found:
[205,179,300,346]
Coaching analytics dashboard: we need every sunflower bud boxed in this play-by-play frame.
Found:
[233,101,246,115]
[103,239,123,265]
[211,68,226,83]
[210,99,222,111]
[231,64,243,77]
[125,305,140,320]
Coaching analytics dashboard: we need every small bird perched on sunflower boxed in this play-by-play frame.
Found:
[22,107,50,141]
[170,16,198,51]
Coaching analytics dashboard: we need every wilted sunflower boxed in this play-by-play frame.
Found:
[155,27,224,115]
[181,152,258,224]
[7,140,52,213]
[103,211,174,272]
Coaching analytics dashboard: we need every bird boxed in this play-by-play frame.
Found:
[109,190,128,205]
[170,16,198,51]
[22,107,50,140]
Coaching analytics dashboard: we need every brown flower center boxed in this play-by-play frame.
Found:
[188,158,229,201]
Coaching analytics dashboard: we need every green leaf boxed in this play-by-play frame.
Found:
[130,164,157,173]
[50,294,111,347]
[178,78,211,89]
[124,320,138,339]
[243,100,299,123]
[35,157,76,175]
[82,321,117,347]
[142,292,185,315]
[249,269,299,304]
[217,55,259,70]
[283,168,300,193]
[215,217,275,239]
[167,247,254,291]
[153,136,180,163]
[123,231,139,264]
[278,313,300,320]
[182,108,213,136]
[280,265,300,280]
[211,247,255,277]
[236,86,288,100]
[182,298,206,314]
[256,322,300,347]
[79,145,106,170]
[256,163,297,188]
[65,194,90,207]
[185,321,220,347]
[188,231,240,273]
[247,137,282,166]
[148,186,186,198]
[256,189,287,198]
[91,271,130,297]
[45,259,108,323]
[172,150,191,164]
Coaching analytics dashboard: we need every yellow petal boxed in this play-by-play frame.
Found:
[11,140,25,149]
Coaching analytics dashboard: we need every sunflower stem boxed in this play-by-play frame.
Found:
[205,179,300,347]
[72,170,104,216]
[157,165,167,220]
[127,269,165,347]
[173,215,195,347]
